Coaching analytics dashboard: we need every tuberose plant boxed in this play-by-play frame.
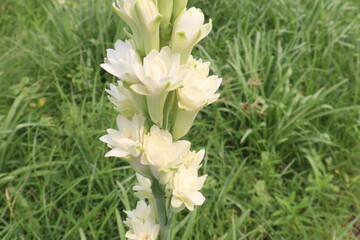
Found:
[100,0,221,239]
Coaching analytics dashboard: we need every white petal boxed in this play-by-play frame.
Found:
[171,197,183,208]
[99,135,113,145]
[188,192,205,205]
[100,63,121,79]
[131,84,149,96]
[116,115,131,130]
[105,148,129,158]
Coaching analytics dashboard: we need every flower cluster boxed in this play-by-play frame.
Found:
[101,115,207,210]
[100,0,221,239]
[123,200,160,240]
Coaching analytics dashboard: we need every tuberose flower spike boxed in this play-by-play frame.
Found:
[100,0,221,238]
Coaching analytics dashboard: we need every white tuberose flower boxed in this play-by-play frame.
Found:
[131,47,186,125]
[172,58,222,139]
[100,114,151,177]
[172,7,212,63]
[170,166,207,211]
[100,114,145,158]
[124,200,160,240]
[142,125,190,184]
[105,81,139,118]
[178,59,222,112]
[181,149,205,169]
[133,173,153,200]
[100,39,141,83]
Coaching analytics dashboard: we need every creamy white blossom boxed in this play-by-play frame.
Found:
[124,200,160,240]
[186,55,210,75]
[113,0,161,55]
[142,125,190,184]
[133,173,153,200]
[172,7,212,63]
[131,47,184,95]
[180,149,205,169]
[100,39,141,83]
[100,114,145,158]
[170,166,207,211]
[178,58,221,112]
[100,114,151,177]
[131,47,186,125]
[105,81,139,118]
[172,58,222,139]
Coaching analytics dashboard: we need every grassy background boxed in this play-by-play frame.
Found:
[1,0,359,239]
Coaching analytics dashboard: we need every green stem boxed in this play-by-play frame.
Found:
[151,178,171,240]
[160,223,171,240]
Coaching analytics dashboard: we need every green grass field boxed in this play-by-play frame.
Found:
[1,0,359,239]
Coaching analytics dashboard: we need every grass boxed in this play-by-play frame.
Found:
[0,0,359,239]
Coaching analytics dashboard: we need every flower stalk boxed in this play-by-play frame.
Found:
[151,178,171,240]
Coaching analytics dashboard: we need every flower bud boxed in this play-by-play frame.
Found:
[157,0,173,42]
[171,0,188,23]
[113,0,162,56]
[171,7,212,63]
